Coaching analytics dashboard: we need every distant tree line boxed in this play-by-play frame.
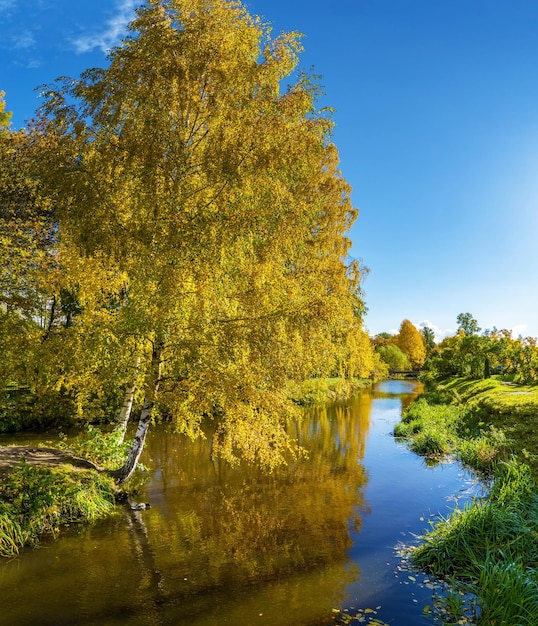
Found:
[424,313,538,384]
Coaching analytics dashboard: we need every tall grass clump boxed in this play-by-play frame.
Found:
[0,514,28,557]
[394,398,465,458]
[0,462,116,557]
[411,460,538,625]
[457,426,513,475]
[395,396,513,474]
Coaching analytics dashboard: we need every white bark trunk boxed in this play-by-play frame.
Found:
[117,356,141,444]
[113,343,163,484]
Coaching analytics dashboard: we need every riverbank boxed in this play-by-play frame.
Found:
[0,426,132,558]
[0,378,372,560]
[1,380,470,625]
[0,461,117,558]
[395,376,538,624]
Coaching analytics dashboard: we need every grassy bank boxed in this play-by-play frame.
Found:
[442,377,538,474]
[395,377,538,624]
[0,462,117,558]
[0,426,136,558]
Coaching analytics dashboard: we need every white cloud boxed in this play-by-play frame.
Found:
[72,0,139,54]
[0,0,16,11]
[417,320,455,343]
[510,324,528,338]
[13,30,36,50]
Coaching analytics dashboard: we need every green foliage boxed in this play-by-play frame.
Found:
[411,461,538,625]
[0,462,116,557]
[376,344,410,371]
[456,312,481,336]
[423,314,538,385]
[0,388,76,433]
[421,325,436,351]
[57,424,130,470]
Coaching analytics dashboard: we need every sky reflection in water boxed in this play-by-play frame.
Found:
[0,380,481,625]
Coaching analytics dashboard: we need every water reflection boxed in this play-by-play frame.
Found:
[1,390,377,626]
[134,396,373,624]
[2,381,479,625]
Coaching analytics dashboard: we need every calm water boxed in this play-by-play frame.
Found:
[0,381,481,625]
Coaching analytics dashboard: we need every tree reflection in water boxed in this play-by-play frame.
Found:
[132,393,374,624]
[0,391,377,626]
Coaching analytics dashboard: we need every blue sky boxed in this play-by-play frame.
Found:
[2,0,538,341]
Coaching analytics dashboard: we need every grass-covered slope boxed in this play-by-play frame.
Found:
[395,377,538,625]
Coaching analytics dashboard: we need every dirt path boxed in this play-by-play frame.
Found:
[0,446,101,473]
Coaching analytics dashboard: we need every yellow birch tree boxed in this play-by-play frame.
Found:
[37,0,368,481]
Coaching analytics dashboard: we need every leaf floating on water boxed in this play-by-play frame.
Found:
[423,605,431,613]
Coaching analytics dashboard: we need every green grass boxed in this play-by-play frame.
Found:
[439,377,538,474]
[395,391,515,476]
[397,377,538,624]
[56,424,131,471]
[394,398,469,462]
[411,460,538,625]
[0,461,117,558]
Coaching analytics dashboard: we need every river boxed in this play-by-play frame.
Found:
[0,380,481,625]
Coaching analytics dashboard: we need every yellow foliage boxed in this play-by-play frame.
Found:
[395,319,426,369]
[0,91,12,130]
[27,0,370,469]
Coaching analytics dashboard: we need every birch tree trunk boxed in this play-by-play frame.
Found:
[116,356,141,444]
[113,343,163,484]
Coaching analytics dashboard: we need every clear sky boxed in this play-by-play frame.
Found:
[2,0,538,341]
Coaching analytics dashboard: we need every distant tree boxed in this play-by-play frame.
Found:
[457,312,481,336]
[395,319,426,369]
[372,332,393,348]
[421,326,436,351]
[421,316,538,383]
[377,344,410,371]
